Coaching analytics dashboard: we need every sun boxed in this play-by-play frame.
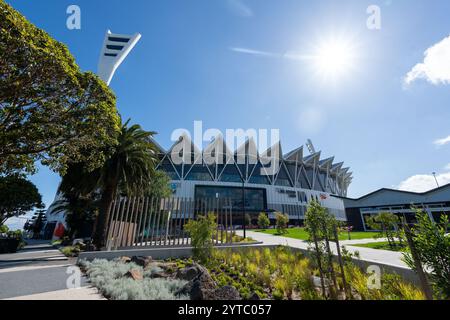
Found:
[313,38,356,80]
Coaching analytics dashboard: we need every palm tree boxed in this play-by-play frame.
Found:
[92,119,159,248]
[51,195,98,239]
[51,162,100,239]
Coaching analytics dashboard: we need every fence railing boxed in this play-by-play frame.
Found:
[105,197,234,250]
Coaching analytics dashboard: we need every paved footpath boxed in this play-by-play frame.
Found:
[239,231,409,269]
[0,240,104,300]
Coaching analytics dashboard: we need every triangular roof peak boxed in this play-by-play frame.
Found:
[203,134,234,159]
[284,146,304,162]
[303,151,321,164]
[235,137,258,159]
[260,141,283,161]
[319,157,334,168]
[331,162,344,172]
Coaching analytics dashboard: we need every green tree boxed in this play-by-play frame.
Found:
[0,174,43,225]
[31,209,46,239]
[92,119,159,248]
[49,162,100,240]
[0,0,120,174]
[366,212,400,249]
[257,212,270,230]
[275,212,289,235]
[185,213,217,263]
[51,196,98,240]
[145,170,172,199]
[402,210,450,299]
[304,200,344,299]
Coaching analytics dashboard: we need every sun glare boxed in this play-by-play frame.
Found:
[313,38,356,80]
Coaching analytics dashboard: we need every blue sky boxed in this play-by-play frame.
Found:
[5,0,450,228]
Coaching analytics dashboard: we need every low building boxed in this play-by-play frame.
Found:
[338,184,450,231]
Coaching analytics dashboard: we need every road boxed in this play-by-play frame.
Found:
[0,240,103,300]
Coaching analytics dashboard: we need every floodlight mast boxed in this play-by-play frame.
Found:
[97,30,142,85]
[306,139,316,155]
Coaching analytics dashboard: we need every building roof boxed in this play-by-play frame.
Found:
[156,135,353,196]
[336,183,450,208]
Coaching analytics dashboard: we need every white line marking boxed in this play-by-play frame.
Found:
[0,263,73,274]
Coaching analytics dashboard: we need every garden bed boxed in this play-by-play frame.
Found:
[79,246,425,300]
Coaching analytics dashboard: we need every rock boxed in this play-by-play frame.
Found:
[249,292,261,300]
[126,269,143,281]
[176,265,203,281]
[151,271,170,279]
[203,286,241,300]
[176,263,217,300]
[119,256,131,263]
[131,256,152,268]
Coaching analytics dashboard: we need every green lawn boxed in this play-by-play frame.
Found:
[351,241,406,252]
[255,227,380,241]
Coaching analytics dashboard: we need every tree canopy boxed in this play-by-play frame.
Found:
[0,0,120,174]
[0,174,43,225]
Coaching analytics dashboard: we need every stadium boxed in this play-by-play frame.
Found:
[154,134,352,224]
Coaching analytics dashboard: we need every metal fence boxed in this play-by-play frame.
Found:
[105,197,235,250]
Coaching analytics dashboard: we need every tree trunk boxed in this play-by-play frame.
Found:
[93,181,116,249]
[403,222,434,300]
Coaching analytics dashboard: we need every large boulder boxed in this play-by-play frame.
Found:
[176,263,217,300]
[176,264,204,281]
[126,269,143,281]
[119,256,131,263]
[131,256,152,269]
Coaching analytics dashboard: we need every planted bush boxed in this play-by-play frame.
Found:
[207,247,318,300]
[185,213,217,263]
[275,212,289,235]
[257,213,270,230]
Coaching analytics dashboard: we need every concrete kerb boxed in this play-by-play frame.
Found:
[77,243,420,286]
[77,242,264,263]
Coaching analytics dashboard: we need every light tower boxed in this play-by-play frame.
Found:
[97,30,142,85]
[46,30,142,231]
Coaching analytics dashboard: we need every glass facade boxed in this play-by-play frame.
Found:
[185,165,213,181]
[195,185,267,212]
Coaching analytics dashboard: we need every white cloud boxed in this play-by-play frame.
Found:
[230,47,312,61]
[405,35,450,85]
[230,47,276,57]
[434,135,450,147]
[445,163,450,171]
[398,172,450,193]
[227,0,253,17]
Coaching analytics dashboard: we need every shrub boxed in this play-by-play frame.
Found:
[402,210,450,299]
[257,213,270,230]
[0,225,9,234]
[79,259,188,300]
[184,213,217,263]
[275,212,289,235]
[60,245,81,257]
